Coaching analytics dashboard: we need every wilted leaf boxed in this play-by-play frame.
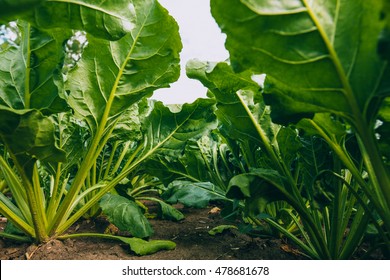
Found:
[116,236,176,255]
[156,200,185,221]
[208,224,237,236]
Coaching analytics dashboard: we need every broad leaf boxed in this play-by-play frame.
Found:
[140,99,217,162]
[144,134,230,188]
[187,60,293,170]
[276,127,302,169]
[65,1,182,133]
[100,194,153,238]
[187,60,264,146]
[211,0,390,124]
[52,112,88,171]
[162,181,227,208]
[156,200,185,221]
[0,0,43,18]
[17,0,138,40]
[0,106,65,163]
[110,103,143,143]
[298,136,332,185]
[227,169,286,216]
[378,0,390,60]
[0,23,70,112]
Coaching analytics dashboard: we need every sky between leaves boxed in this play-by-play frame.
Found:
[151,0,229,104]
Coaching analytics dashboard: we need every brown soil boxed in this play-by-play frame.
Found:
[0,205,306,260]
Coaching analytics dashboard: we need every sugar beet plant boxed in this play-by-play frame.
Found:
[0,0,216,254]
[186,59,373,259]
[206,0,390,258]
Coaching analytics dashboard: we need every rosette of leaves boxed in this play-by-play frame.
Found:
[0,0,197,255]
[187,59,375,259]
[211,0,390,257]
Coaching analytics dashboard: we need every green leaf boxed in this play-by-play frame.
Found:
[144,133,231,188]
[227,169,286,216]
[187,60,283,170]
[52,112,88,171]
[140,99,217,162]
[0,106,66,163]
[276,127,302,168]
[0,0,43,18]
[162,181,227,208]
[100,194,153,238]
[187,60,263,145]
[208,224,237,236]
[118,236,176,256]
[378,97,390,162]
[297,135,333,196]
[18,0,139,40]
[110,103,143,143]
[211,0,389,124]
[0,23,70,113]
[156,200,185,221]
[65,1,182,133]
[377,0,390,60]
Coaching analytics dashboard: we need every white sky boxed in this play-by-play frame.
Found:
[152,0,229,104]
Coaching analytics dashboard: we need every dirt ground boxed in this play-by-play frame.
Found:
[0,204,386,260]
[0,205,309,260]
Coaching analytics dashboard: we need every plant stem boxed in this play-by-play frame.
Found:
[0,232,32,242]
[356,128,390,212]
[17,161,48,242]
[23,22,31,109]
[0,196,35,237]
[46,163,62,223]
[57,232,125,243]
[103,141,119,178]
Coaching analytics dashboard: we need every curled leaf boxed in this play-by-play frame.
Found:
[208,225,237,236]
[117,236,176,255]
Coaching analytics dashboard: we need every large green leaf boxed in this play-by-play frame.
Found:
[0,106,65,163]
[100,194,153,238]
[144,134,227,187]
[298,135,332,185]
[139,99,217,162]
[65,0,182,133]
[52,112,88,171]
[17,0,138,40]
[378,0,390,60]
[0,23,69,112]
[187,60,264,146]
[211,0,390,124]
[227,168,286,216]
[155,200,185,221]
[0,0,43,18]
[162,181,228,208]
[188,60,298,171]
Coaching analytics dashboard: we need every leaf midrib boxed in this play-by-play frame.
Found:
[50,3,156,232]
[47,0,129,20]
[302,0,362,123]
